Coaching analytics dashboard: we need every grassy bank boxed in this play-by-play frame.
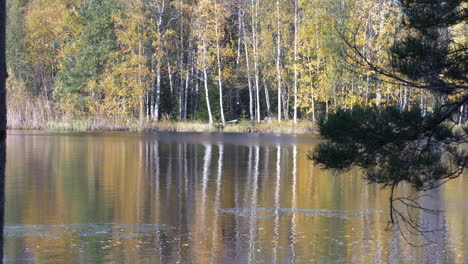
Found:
[9,117,318,134]
[6,81,317,134]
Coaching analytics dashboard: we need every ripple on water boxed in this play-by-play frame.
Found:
[4,223,174,239]
[217,207,383,219]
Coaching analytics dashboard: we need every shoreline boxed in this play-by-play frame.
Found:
[7,119,319,135]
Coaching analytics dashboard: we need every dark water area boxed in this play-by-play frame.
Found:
[3,131,467,263]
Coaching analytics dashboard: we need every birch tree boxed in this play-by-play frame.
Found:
[213,0,227,125]
[293,0,299,123]
[276,0,282,122]
[194,0,215,124]
[147,0,174,121]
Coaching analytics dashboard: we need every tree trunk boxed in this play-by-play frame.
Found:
[307,56,316,123]
[184,61,190,120]
[146,94,150,120]
[293,0,298,124]
[193,56,200,117]
[202,40,213,124]
[241,13,254,123]
[203,67,213,124]
[283,90,289,120]
[0,0,6,154]
[312,94,315,123]
[376,86,382,107]
[458,104,464,125]
[149,57,155,120]
[153,0,166,122]
[236,0,242,65]
[138,37,144,123]
[325,96,329,120]
[178,0,184,118]
[263,78,271,121]
[251,0,260,123]
[276,0,282,122]
[0,2,8,260]
[178,64,183,119]
[168,62,173,95]
[402,86,408,111]
[365,73,370,106]
[214,2,225,125]
[185,39,194,119]
[154,58,161,121]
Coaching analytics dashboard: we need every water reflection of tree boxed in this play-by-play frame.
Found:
[4,136,464,262]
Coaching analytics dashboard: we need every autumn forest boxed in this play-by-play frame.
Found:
[5,0,466,129]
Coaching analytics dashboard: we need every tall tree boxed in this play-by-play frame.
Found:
[6,0,30,84]
[56,0,117,117]
[112,0,151,120]
[147,0,174,121]
[275,0,282,122]
[240,3,254,123]
[213,0,227,125]
[312,0,467,243]
[24,0,77,97]
[250,0,261,122]
[293,0,299,123]
[194,0,215,124]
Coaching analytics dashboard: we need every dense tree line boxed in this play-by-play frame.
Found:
[5,0,467,125]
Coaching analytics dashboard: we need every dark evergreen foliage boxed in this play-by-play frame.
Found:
[56,0,118,94]
[390,0,467,92]
[311,106,467,191]
[6,0,31,84]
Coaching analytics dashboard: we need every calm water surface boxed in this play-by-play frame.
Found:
[4,131,467,263]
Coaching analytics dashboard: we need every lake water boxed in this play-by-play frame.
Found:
[4,131,467,263]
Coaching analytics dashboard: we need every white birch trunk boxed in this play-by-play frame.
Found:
[263,78,271,121]
[184,61,190,120]
[241,12,254,122]
[214,1,225,125]
[168,62,173,94]
[276,0,282,122]
[293,0,298,124]
[138,36,144,123]
[154,58,161,121]
[202,40,213,124]
[251,0,260,122]
[236,0,242,65]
